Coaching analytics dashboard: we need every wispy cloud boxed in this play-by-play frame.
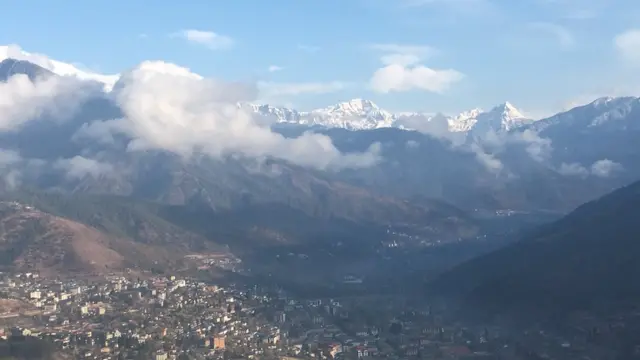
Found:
[369,44,434,55]
[171,29,233,50]
[615,29,640,64]
[538,0,606,20]
[258,81,348,97]
[297,45,320,53]
[402,0,489,7]
[400,0,497,17]
[528,22,575,49]
[559,159,624,178]
[370,65,464,93]
[563,9,597,20]
[79,61,378,170]
[268,65,284,73]
[368,42,463,93]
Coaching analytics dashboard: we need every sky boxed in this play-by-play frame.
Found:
[0,0,639,117]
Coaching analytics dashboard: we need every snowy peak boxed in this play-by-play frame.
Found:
[325,98,380,114]
[247,99,535,133]
[306,99,394,130]
[530,96,640,132]
[494,101,525,119]
[448,108,484,132]
[248,99,395,130]
[481,101,531,131]
[243,103,302,123]
[448,102,532,134]
[0,44,119,91]
[0,58,53,82]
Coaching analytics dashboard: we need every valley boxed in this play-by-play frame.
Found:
[0,53,636,290]
[0,39,640,359]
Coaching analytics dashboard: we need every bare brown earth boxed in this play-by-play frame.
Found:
[0,202,207,276]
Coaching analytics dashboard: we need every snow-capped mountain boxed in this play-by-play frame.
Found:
[449,108,484,132]
[249,99,534,133]
[305,99,395,130]
[529,96,640,133]
[466,102,534,135]
[0,44,534,134]
[0,45,119,91]
[247,99,395,130]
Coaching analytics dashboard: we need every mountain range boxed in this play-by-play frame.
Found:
[246,99,535,135]
[0,55,480,279]
[1,44,640,297]
[0,45,119,90]
[0,51,638,214]
[1,44,534,134]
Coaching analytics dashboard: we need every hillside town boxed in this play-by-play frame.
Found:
[0,271,632,360]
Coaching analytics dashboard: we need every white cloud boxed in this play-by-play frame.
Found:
[516,129,553,163]
[0,44,55,70]
[469,128,553,170]
[590,159,623,177]
[370,64,464,93]
[558,159,623,178]
[258,81,347,97]
[558,162,589,177]
[369,43,463,93]
[615,29,640,63]
[268,65,284,73]
[172,29,233,50]
[483,128,552,162]
[379,54,422,67]
[405,140,420,149]
[369,43,436,66]
[0,149,24,189]
[0,149,21,166]
[395,113,467,145]
[54,156,115,180]
[470,143,503,173]
[528,22,575,49]
[370,44,435,62]
[0,73,91,132]
[79,61,378,170]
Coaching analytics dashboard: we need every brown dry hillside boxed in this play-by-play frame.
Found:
[0,201,201,275]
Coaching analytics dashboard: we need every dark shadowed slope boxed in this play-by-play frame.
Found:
[429,179,640,320]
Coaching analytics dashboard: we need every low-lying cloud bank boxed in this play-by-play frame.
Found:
[0,60,382,186]
[0,73,91,132]
[559,159,624,178]
[397,113,555,174]
[86,61,380,170]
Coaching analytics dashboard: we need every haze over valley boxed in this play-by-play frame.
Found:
[1,3,640,355]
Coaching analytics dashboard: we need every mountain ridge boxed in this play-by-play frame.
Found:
[247,98,535,133]
[0,44,534,134]
[0,45,119,91]
[1,56,638,216]
[428,179,640,321]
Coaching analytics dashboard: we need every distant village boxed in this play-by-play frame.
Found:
[0,270,632,359]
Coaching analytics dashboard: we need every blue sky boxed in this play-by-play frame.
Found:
[1,0,639,116]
